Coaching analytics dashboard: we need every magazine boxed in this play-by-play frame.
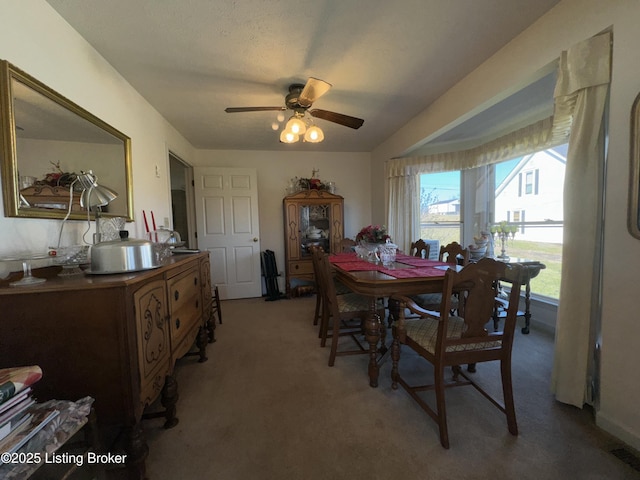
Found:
[0,366,42,405]
[0,407,59,458]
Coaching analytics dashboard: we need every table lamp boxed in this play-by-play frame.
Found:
[76,171,118,244]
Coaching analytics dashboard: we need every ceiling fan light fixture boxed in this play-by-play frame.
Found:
[304,125,324,143]
[280,129,299,144]
[286,115,306,135]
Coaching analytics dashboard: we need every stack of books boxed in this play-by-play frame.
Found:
[0,365,60,458]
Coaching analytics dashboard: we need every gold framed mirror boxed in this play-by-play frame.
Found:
[0,60,133,220]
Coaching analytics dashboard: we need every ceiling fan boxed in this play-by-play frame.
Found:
[225,77,364,143]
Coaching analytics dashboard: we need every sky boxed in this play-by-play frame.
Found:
[420,157,520,202]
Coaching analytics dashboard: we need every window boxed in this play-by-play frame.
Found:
[419,171,461,248]
[494,146,566,299]
[521,169,539,195]
[417,144,566,300]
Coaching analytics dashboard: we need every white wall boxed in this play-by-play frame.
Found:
[0,1,195,275]
[192,149,372,279]
[371,0,640,451]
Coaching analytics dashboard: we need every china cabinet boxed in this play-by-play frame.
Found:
[283,189,344,295]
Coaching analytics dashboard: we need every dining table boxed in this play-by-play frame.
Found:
[328,252,545,387]
[329,252,453,387]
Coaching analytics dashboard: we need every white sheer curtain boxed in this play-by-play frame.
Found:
[387,172,420,254]
[551,32,611,408]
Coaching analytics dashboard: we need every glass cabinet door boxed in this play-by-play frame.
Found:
[300,203,330,257]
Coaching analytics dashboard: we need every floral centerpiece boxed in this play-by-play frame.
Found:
[355,225,390,244]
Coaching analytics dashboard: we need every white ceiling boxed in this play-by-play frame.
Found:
[45,0,561,153]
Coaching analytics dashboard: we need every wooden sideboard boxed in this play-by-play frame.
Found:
[0,251,212,479]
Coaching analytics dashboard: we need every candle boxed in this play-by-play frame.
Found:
[143,210,150,234]
[151,211,158,242]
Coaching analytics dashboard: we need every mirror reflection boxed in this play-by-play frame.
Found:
[1,60,132,220]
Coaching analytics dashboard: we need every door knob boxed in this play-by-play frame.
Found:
[253,237,259,242]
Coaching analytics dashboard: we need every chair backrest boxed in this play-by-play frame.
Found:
[309,244,325,290]
[340,237,356,252]
[439,241,470,266]
[409,239,430,259]
[441,258,523,342]
[311,247,340,317]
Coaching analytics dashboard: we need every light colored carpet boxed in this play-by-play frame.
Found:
[144,296,639,480]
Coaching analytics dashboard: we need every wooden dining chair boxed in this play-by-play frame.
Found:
[340,237,357,252]
[409,239,430,259]
[410,241,470,312]
[312,247,384,366]
[309,245,351,329]
[390,257,524,448]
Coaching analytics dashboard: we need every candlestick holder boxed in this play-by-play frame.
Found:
[490,222,517,260]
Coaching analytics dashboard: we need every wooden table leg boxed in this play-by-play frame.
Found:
[364,298,382,387]
[522,278,532,334]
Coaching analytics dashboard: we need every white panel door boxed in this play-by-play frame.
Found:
[194,167,261,299]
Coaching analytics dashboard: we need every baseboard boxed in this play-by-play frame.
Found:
[596,410,640,452]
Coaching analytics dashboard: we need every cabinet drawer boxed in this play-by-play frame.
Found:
[288,260,314,275]
[168,267,202,348]
[168,267,201,313]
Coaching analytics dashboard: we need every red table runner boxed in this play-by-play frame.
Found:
[394,254,450,268]
[378,266,449,278]
[333,261,381,272]
[332,256,452,278]
[328,252,358,263]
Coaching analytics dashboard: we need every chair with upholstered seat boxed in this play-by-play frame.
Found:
[409,239,430,259]
[410,241,470,312]
[390,257,524,448]
[312,246,384,366]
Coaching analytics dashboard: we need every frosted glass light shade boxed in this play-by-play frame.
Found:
[304,125,324,143]
[280,130,299,143]
[286,116,307,135]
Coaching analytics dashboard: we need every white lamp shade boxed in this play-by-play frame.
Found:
[304,125,324,143]
[286,116,307,135]
[280,130,299,143]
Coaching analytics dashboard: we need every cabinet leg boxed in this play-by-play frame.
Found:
[197,325,209,363]
[161,374,179,429]
[125,422,149,480]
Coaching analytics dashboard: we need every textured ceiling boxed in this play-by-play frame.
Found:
[45,0,561,153]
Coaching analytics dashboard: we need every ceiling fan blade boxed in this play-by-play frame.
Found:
[309,109,364,129]
[298,78,332,107]
[225,107,285,113]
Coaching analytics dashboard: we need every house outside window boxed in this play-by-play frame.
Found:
[418,144,566,300]
[495,145,566,299]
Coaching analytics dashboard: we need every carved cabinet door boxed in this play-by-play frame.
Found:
[133,279,172,410]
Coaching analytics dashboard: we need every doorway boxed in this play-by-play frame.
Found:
[168,152,196,248]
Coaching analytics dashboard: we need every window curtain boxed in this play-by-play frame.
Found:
[386,106,570,252]
[387,173,420,255]
[551,32,611,408]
